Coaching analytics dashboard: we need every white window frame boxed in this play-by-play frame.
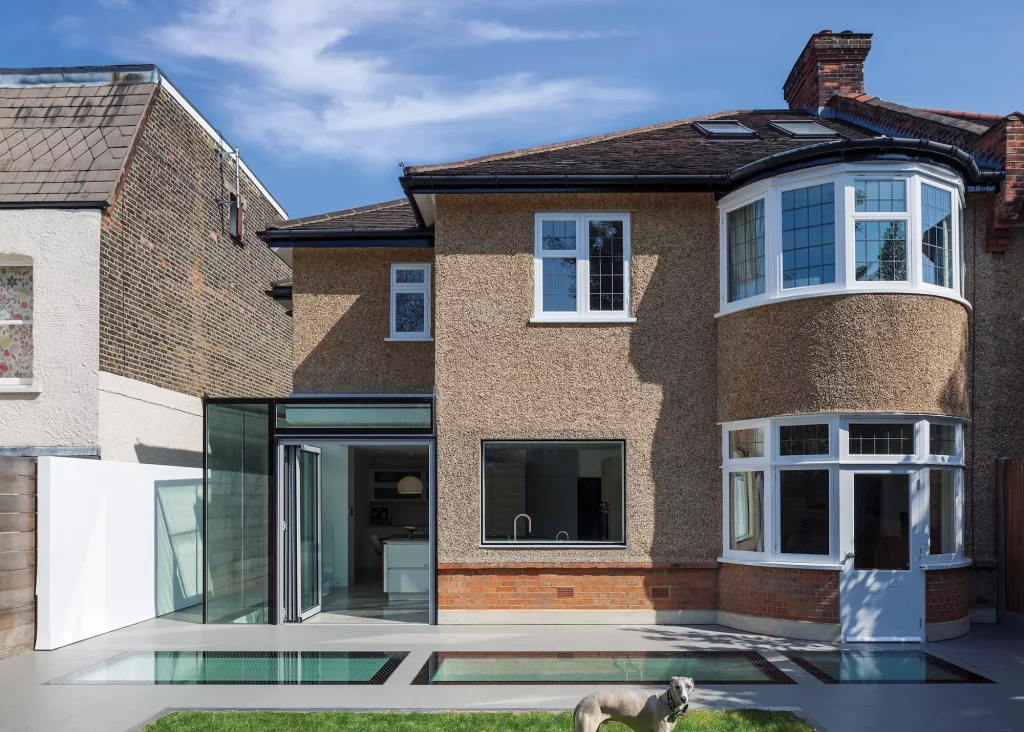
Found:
[924,466,964,563]
[717,162,967,317]
[388,263,431,341]
[0,255,34,391]
[720,414,965,570]
[532,212,633,323]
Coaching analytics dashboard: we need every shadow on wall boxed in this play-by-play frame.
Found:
[154,478,203,619]
[292,248,434,394]
[629,198,720,567]
[136,443,203,469]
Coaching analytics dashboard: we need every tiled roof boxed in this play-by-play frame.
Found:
[264,199,420,233]
[403,110,878,177]
[0,79,156,205]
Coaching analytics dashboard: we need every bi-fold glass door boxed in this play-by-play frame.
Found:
[284,445,322,622]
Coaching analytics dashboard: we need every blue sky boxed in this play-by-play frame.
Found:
[3,1,1023,219]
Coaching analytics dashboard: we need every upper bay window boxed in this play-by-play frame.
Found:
[533,213,632,322]
[718,162,965,315]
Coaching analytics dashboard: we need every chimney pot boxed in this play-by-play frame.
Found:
[783,31,873,112]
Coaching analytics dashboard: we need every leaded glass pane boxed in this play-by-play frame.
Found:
[727,200,765,302]
[395,268,425,284]
[855,220,907,281]
[0,324,31,378]
[395,292,425,333]
[929,424,957,456]
[588,219,625,312]
[779,424,830,456]
[782,183,836,289]
[0,266,32,321]
[854,180,907,212]
[729,427,764,459]
[848,423,914,455]
[542,258,577,312]
[541,220,577,251]
[921,184,954,288]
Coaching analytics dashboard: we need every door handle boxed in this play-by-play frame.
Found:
[843,551,855,563]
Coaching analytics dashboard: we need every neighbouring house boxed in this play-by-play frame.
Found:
[195,30,1024,643]
[0,65,292,658]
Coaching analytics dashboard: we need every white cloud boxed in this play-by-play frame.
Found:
[464,20,606,42]
[148,0,650,165]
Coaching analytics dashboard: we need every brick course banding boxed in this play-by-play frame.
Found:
[437,563,718,611]
[718,563,840,624]
[925,567,970,625]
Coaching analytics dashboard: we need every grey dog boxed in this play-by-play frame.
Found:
[572,676,695,732]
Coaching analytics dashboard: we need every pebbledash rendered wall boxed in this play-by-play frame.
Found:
[432,193,722,623]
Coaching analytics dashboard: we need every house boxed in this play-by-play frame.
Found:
[0,65,292,659]
[197,30,1023,642]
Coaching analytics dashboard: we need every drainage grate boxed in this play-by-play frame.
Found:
[413,651,795,685]
[556,587,575,599]
[47,651,409,685]
[785,651,994,684]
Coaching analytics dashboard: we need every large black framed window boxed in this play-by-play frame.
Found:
[482,441,625,545]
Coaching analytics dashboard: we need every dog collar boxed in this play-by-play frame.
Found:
[668,703,689,722]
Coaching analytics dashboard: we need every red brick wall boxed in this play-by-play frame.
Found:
[437,563,718,611]
[926,568,970,625]
[783,31,872,111]
[718,563,839,624]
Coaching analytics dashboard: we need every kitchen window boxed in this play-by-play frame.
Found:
[0,259,33,387]
[389,263,431,340]
[481,440,625,545]
[533,214,632,322]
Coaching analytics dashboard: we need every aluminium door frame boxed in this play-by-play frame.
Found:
[839,464,926,642]
[285,445,323,622]
[275,437,437,626]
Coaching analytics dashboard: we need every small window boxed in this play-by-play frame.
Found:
[929,423,957,456]
[729,427,764,459]
[729,471,764,551]
[768,120,840,138]
[855,220,907,282]
[779,424,829,456]
[534,214,630,320]
[928,469,957,555]
[848,423,914,455]
[779,469,830,556]
[0,262,33,382]
[726,200,765,302]
[782,183,836,288]
[854,180,907,212]
[693,120,757,139]
[921,184,954,289]
[482,441,624,544]
[389,264,430,340]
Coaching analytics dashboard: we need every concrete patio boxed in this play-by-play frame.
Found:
[0,619,1022,732]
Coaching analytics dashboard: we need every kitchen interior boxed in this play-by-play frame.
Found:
[308,443,430,623]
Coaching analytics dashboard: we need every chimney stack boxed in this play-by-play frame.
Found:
[784,30,872,112]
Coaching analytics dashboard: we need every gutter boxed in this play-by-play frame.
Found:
[0,200,109,209]
[400,137,1004,195]
[259,227,433,247]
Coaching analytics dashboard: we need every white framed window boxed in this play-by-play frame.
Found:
[721,414,965,569]
[388,263,431,341]
[533,213,632,322]
[718,162,966,316]
[0,256,33,388]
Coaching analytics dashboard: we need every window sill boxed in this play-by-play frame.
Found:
[529,316,637,325]
[715,286,972,318]
[921,558,972,570]
[0,384,40,394]
[718,556,843,571]
[480,543,628,550]
[385,337,434,342]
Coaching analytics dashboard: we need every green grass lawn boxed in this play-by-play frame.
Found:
[146,710,813,732]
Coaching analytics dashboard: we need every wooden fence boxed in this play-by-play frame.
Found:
[1004,459,1024,616]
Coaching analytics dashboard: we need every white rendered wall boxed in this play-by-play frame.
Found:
[98,371,203,467]
[36,456,202,650]
[0,209,101,448]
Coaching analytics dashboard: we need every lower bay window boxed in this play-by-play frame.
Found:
[482,440,625,546]
[722,415,964,567]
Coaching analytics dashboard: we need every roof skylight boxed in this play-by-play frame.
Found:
[768,120,840,138]
[693,120,757,139]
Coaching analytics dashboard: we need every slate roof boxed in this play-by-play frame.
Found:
[0,72,157,205]
[403,110,878,177]
[262,199,423,238]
